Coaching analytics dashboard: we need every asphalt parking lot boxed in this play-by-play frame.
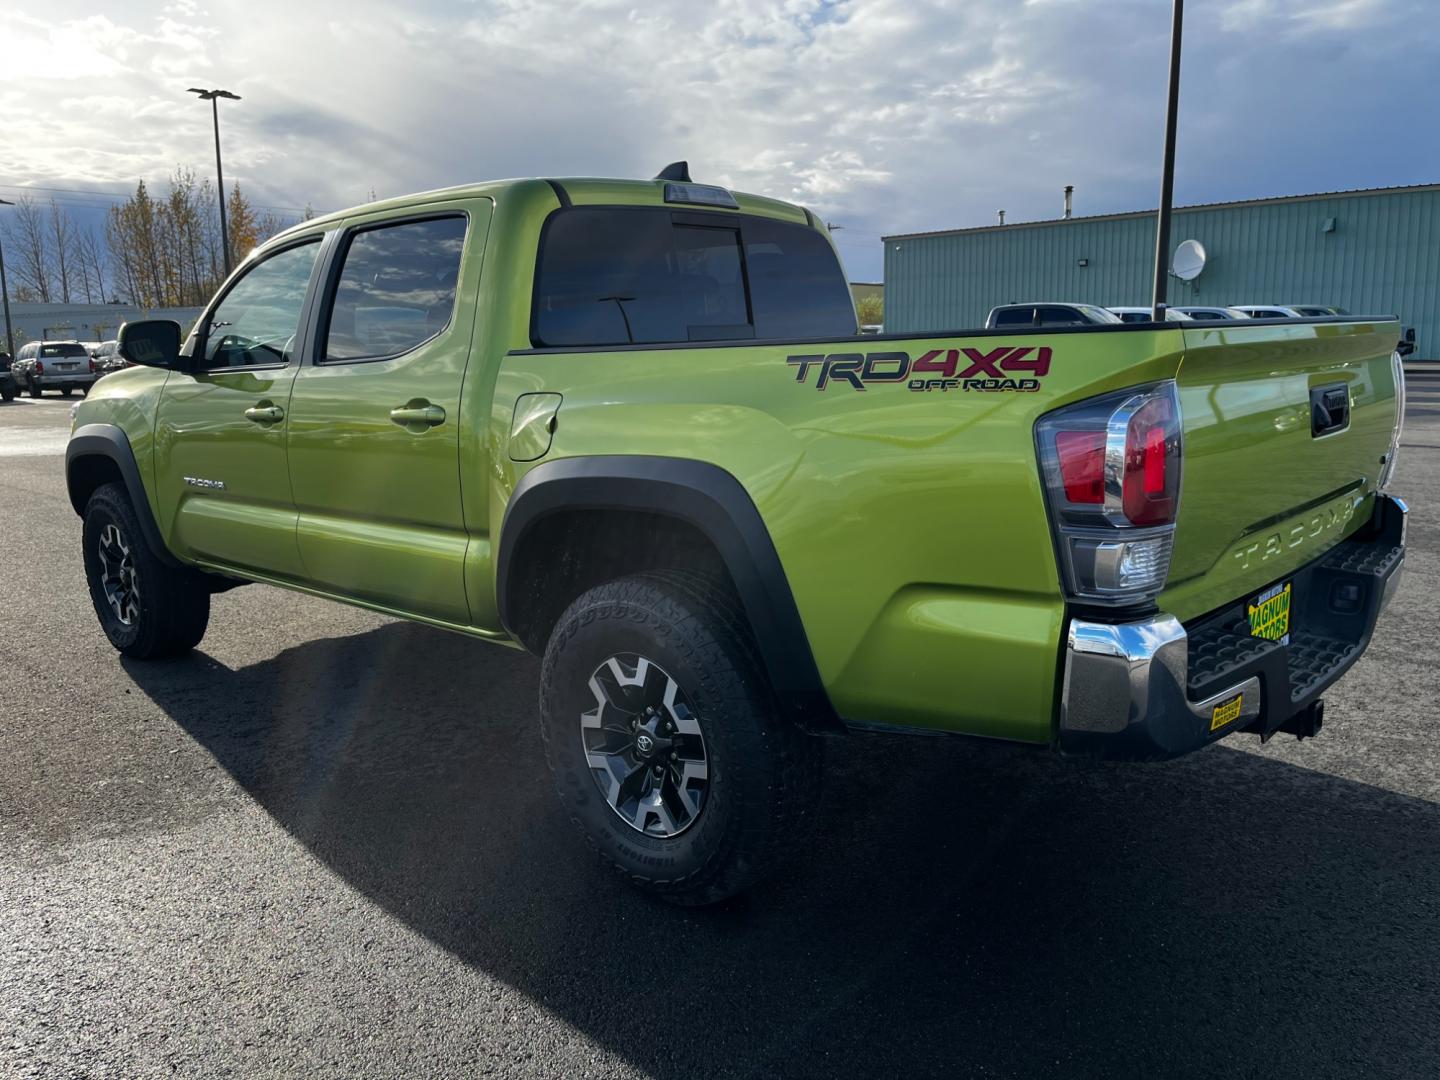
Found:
[2,379,1438,1080]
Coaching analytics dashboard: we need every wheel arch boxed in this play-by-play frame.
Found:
[497,456,842,733]
[66,423,182,568]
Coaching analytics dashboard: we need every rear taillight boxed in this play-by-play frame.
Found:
[1121,392,1180,526]
[1379,350,1405,490]
[1035,381,1183,606]
[34,360,44,374]
[89,358,97,373]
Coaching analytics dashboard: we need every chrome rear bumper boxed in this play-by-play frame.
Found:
[1059,495,1407,760]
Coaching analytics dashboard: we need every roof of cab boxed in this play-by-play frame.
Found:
[271,175,814,245]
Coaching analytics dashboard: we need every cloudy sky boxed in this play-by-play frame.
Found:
[3,0,1435,280]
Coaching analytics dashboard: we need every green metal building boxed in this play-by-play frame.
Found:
[883,183,1439,358]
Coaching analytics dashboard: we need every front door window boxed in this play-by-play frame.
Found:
[202,241,320,370]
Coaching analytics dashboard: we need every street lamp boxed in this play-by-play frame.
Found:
[0,198,15,363]
[188,87,242,275]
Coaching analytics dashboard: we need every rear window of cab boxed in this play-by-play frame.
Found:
[531,207,855,347]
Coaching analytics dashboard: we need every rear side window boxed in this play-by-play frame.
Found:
[324,216,468,362]
[992,307,1033,327]
[40,343,87,358]
[741,217,855,339]
[532,208,854,347]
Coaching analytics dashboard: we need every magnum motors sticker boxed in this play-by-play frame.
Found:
[1247,581,1293,645]
[786,346,1052,392]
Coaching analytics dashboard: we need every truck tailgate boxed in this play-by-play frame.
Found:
[1161,319,1400,622]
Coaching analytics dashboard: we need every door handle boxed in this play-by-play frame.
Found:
[389,403,446,428]
[244,404,285,424]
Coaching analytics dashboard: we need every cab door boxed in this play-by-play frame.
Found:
[154,236,325,578]
[285,202,491,624]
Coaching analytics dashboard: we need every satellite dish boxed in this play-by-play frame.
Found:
[1172,239,1207,282]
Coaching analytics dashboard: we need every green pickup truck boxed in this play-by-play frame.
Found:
[67,168,1408,904]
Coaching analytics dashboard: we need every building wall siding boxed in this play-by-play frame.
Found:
[3,303,205,349]
[884,187,1440,358]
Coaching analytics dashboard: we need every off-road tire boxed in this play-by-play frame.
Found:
[82,482,210,659]
[540,570,821,905]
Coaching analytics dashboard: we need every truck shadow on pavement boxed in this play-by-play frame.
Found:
[124,619,1440,1080]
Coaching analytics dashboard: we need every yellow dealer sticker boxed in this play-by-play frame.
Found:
[1248,581,1292,645]
[1211,694,1244,731]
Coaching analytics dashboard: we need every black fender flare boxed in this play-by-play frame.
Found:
[66,423,182,568]
[497,455,842,733]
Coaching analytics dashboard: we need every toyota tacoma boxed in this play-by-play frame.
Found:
[66,167,1408,903]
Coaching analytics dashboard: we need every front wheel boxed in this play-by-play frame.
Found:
[82,482,211,659]
[540,571,821,905]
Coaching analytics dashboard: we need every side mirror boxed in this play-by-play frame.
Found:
[118,319,183,368]
[1397,327,1417,357]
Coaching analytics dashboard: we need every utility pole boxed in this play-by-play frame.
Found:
[0,198,15,362]
[188,87,242,275]
[1151,0,1184,321]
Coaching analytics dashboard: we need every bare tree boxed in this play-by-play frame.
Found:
[73,227,108,304]
[48,199,76,303]
[5,196,53,302]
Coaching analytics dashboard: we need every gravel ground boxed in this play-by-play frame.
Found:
[2,379,1438,1080]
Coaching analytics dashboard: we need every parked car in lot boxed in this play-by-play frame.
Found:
[0,352,16,402]
[1172,306,1251,320]
[985,302,1122,328]
[1231,305,1306,319]
[67,170,1408,904]
[1289,305,1350,317]
[12,341,97,397]
[93,340,127,376]
[1106,306,1193,323]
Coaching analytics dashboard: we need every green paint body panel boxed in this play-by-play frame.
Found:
[71,176,1402,748]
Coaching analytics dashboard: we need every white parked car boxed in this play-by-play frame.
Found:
[1231,305,1305,319]
[1172,306,1252,320]
[1106,306,1194,324]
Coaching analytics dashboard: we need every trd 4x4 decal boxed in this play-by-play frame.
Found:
[786,347,1051,392]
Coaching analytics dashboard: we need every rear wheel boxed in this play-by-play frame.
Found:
[82,482,210,659]
[61,387,73,397]
[540,571,821,905]
[1,384,13,403]
[27,379,41,398]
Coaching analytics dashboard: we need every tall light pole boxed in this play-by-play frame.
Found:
[1150,0,1184,320]
[0,198,15,362]
[188,87,242,275]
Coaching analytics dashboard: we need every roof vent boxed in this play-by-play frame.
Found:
[654,161,692,182]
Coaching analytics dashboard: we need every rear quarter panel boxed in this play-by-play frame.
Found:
[493,328,1185,741]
